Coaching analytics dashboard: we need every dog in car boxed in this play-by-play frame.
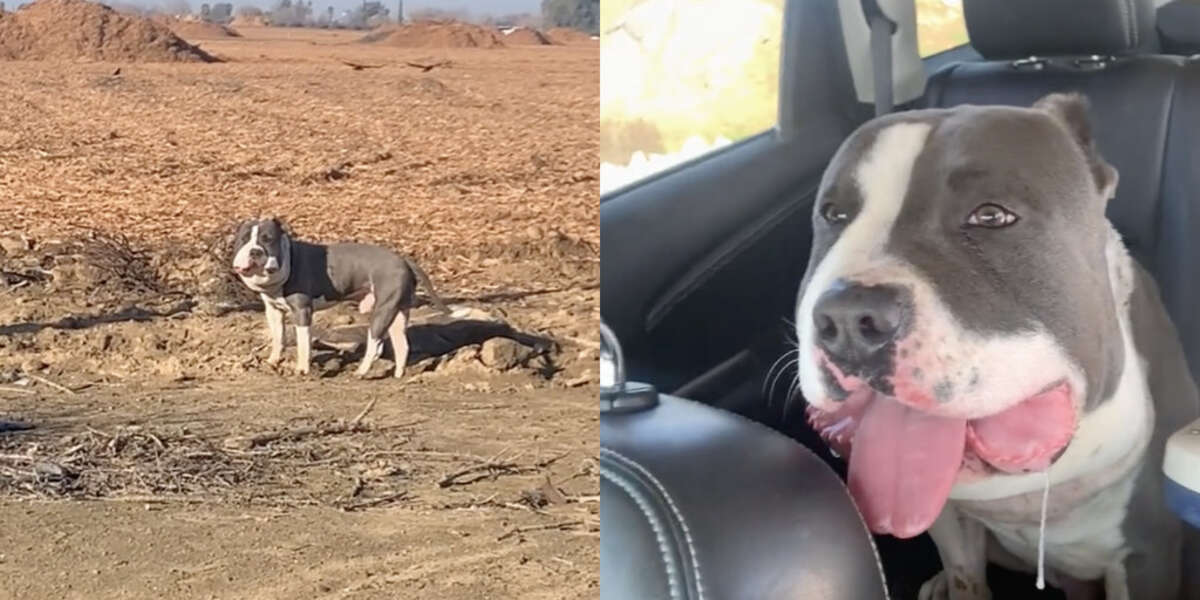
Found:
[796,94,1200,599]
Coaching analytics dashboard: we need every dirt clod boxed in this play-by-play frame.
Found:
[479,337,527,371]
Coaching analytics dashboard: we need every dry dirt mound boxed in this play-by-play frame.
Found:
[0,0,217,62]
[157,16,241,40]
[501,26,553,46]
[547,27,596,45]
[230,14,267,27]
[360,21,505,49]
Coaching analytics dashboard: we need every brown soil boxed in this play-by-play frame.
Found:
[0,0,217,62]
[0,26,597,599]
[546,27,596,46]
[0,379,598,599]
[158,16,242,40]
[361,21,506,49]
[503,27,554,46]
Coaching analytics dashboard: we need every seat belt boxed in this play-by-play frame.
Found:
[860,0,898,116]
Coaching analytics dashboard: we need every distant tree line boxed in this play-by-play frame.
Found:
[405,7,540,28]
[541,0,598,34]
[109,0,546,32]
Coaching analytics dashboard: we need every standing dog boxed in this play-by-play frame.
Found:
[230,217,449,378]
[796,94,1200,599]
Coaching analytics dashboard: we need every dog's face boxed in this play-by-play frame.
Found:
[796,94,1125,537]
[231,218,291,289]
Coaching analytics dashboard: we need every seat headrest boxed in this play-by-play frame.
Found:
[1157,0,1200,55]
[963,0,1157,60]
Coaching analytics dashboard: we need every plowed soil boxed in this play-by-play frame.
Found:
[0,25,598,600]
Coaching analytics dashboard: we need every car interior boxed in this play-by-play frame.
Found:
[599,0,1200,597]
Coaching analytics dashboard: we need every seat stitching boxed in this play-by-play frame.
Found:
[602,447,707,600]
[600,462,684,600]
[665,396,891,598]
[1124,0,1137,48]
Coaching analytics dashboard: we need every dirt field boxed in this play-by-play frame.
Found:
[0,22,598,600]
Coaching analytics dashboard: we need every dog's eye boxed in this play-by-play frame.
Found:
[820,203,849,225]
[966,203,1019,228]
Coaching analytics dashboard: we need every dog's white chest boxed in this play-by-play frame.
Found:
[958,455,1143,581]
[954,264,1154,582]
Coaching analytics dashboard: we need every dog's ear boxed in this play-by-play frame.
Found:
[270,216,294,238]
[232,219,253,247]
[1033,93,1118,201]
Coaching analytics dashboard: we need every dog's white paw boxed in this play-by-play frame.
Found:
[265,353,283,367]
[920,571,949,600]
[919,570,990,600]
[294,363,310,376]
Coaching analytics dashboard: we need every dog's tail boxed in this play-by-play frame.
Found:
[405,257,451,314]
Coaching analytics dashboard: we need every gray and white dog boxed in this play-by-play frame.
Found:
[231,217,450,378]
[797,94,1200,599]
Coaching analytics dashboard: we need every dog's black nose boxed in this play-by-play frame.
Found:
[249,247,265,260]
[813,281,910,366]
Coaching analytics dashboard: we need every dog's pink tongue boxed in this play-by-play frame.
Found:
[848,398,966,539]
[967,382,1075,473]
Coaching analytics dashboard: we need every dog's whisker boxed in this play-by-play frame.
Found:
[762,348,800,396]
[783,374,804,417]
[766,357,800,409]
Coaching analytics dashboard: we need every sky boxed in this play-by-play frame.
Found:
[12,0,542,16]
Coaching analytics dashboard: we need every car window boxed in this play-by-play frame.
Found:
[916,0,969,57]
[600,0,784,194]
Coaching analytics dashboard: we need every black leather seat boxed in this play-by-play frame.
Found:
[1157,0,1200,55]
[600,393,888,600]
[923,0,1200,389]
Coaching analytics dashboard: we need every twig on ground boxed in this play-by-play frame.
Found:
[536,450,571,468]
[351,398,378,427]
[437,462,525,488]
[222,421,367,450]
[0,386,36,396]
[497,520,584,541]
[503,501,549,515]
[25,373,76,395]
[338,490,409,511]
[85,425,112,438]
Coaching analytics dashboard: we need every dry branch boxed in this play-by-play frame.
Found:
[338,490,409,511]
[437,461,528,488]
[497,520,583,541]
[25,373,76,395]
[221,421,367,450]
